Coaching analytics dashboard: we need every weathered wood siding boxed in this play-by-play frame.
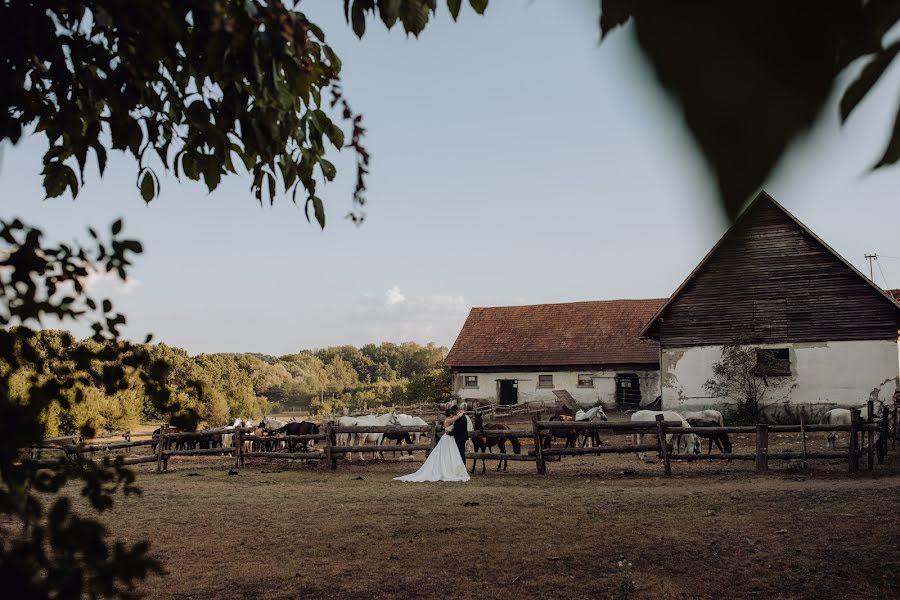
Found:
[654,197,900,347]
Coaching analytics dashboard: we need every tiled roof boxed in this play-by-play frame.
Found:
[888,289,900,302]
[444,299,664,368]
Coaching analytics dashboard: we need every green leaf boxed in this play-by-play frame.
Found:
[312,195,326,229]
[139,170,155,203]
[840,40,900,123]
[448,0,462,20]
[599,0,633,39]
[400,2,430,36]
[92,142,107,177]
[63,164,79,198]
[111,219,123,235]
[186,100,209,124]
[351,1,367,38]
[468,0,488,15]
[872,101,900,169]
[43,161,67,198]
[378,0,402,28]
[319,159,336,181]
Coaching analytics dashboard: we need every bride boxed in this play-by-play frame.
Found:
[394,407,470,482]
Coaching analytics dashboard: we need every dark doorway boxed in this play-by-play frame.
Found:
[498,379,518,405]
[615,373,641,406]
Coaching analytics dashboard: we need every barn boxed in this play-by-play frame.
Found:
[640,191,900,421]
[444,299,664,408]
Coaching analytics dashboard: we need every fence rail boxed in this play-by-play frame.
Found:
[23,400,897,477]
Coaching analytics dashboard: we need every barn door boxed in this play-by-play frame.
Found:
[615,373,641,406]
[498,379,518,405]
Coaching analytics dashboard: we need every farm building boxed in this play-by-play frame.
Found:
[444,299,664,408]
[640,191,900,421]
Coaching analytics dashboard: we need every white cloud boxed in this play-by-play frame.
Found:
[384,284,406,307]
[356,286,469,345]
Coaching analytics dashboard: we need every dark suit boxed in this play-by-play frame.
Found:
[451,414,468,462]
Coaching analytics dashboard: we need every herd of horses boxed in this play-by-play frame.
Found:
[150,402,887,472]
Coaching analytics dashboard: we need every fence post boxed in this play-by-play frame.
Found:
[755,424,768,473]
[654,414,672,477]
[234,426,243,469]
[155,424,166,473]
[799,412,807,461]
[879,405,890,464]
[324,423,333,469]
[849,409,860,473]
[865,400,875,471]
[893,400,898,449]
[427,422,437,457]
[531,414,546,475]
[866,400,875,472]
[328,423,337,471]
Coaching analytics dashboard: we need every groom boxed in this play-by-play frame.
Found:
[449,405,469,462]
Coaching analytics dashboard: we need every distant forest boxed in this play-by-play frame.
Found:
[11,330,451,436]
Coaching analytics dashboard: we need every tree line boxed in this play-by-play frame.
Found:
[8,330,451,436]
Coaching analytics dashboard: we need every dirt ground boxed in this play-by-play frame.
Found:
[63,427,900,600]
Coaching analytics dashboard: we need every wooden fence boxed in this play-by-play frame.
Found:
[532,401,893,476]
[25,400,897,477]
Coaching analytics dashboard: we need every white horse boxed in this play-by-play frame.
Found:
[222,418,254,448]
[630,410,701,458]
[682,409,725,427]
[575,405,609,422]
[395,414,428,444]
[573,405,608,446]
[349,412,401,460]
[821,404,883,449]
[336,415,359,448]
[259,415,286,432]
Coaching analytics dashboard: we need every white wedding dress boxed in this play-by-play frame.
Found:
[394,430,470,482]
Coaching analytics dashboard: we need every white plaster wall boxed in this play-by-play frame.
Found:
[661,340,900,420]
[452,369,660,408]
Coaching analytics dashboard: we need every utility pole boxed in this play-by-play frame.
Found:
[865,253,878,281]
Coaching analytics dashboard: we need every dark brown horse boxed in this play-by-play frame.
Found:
[470,413,522,473]
[541,415,579,449]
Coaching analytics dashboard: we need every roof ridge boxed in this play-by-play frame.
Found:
[471,297,667,310]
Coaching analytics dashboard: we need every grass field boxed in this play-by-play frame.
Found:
[64,428,900,600]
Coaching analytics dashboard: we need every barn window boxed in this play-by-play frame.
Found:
[754,348,791,377]
[538,374,554,388]
[577,374,593,387]
[464,375,478,388]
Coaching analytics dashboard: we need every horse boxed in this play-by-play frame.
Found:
[821,404,883,449]
[349,412,401,460]
[574,405,608,447]
[222,418,254,448]
[541,415,580,449]
[259,415,286,432]
[380,414,427,457]
[275,421,320,453]
[685,418,733,454]
[683,409,725,427]
[630,410,701,458]
[150,425,182,453]
[470,412,521,473]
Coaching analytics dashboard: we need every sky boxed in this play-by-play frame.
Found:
[3,2,900,355]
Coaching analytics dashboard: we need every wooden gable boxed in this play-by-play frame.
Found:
[642,192,900,347]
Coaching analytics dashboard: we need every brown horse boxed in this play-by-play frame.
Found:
[541,415,579,449]
[470,413,522,473]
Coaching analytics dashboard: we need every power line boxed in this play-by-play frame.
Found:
[876,257,892,290]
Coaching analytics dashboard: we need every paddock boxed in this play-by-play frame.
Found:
[18,405,900,598]
[52,451,900,599]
